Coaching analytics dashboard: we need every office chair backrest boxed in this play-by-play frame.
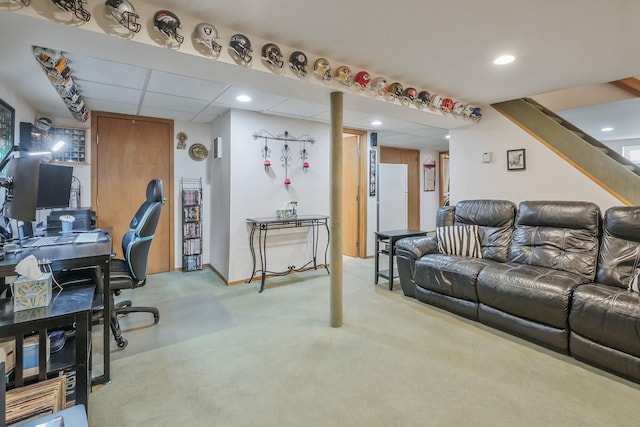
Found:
[123,179,164,283]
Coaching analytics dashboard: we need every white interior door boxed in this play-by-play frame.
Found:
[378,163,408,231]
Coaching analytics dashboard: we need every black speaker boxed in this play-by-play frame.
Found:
[370,132,377,147]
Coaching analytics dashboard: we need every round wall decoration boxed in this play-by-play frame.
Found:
[189,143,209,161]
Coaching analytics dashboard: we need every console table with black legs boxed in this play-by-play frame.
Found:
[246,215,330,292]
[375,229,427,290]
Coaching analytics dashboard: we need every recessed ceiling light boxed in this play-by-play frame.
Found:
[370,120,382,126]
[494,55,515,65]
[445,135,450,139]
[601,127,614,132]
[236,95,252,102]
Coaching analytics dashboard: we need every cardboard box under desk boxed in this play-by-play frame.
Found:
[0,335,51,376]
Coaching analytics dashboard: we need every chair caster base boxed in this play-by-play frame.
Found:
[116,337,128,349]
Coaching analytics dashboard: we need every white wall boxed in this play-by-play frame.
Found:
[226,110,331,284]
[209,111,232,279]
[450,108,621,211]
[173,120,213,269]
[0,81,35,131]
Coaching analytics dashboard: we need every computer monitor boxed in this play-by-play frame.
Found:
[2,154,44,222]
[36,163,73,209]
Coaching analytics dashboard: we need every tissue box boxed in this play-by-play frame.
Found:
[12,273,53,311]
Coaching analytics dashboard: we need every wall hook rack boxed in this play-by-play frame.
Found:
[252,130,315,186]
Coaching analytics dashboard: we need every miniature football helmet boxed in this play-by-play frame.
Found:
[441,97,454,114]
[313,58,331,81]
[470,107,482,121]
[371,77,388,96]
[415,90,431,109]
[334,66,352,87]
[353,71,371,90]
[262,43,284,69]
[452,102,466,115]
[386,82,403,101]
[289,51,308,78]
[229,34,252,65]
[105,0,141,33]
[193,22,222,56]
[400,87,417,106]
[34,117,53,132]
[153,10,184,45]
[50,0,91,22]
[33,46,62,69]
[56,76,80,103]
[429,94,443,111]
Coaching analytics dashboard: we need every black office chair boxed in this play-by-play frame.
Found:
[108,178,165,349]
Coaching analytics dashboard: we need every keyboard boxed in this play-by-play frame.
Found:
[21,235,77,248]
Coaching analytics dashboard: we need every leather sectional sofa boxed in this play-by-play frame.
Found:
[396,200,640,383]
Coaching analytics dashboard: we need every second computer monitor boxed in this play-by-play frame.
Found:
[37,163,73,209]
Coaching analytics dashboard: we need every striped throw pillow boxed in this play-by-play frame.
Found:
[436,225,482,258]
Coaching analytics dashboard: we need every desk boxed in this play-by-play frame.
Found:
[375,229,427,290]
[0,234,112,386]
[246,215,330,292]
[0,285,94,411]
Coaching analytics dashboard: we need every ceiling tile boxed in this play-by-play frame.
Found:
[142,92,211,113]
[191,113,220,123]
[76,80,142,104]
[200,104,230,116]
[67,53,149,89]
[146,70,229,101]
[213,87,288,111]
[266,98,329,117]
[314,108,371,124]
[138,106,197,121]
[84,98,138,116]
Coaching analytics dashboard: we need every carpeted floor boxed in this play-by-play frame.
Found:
[88,257,640,426]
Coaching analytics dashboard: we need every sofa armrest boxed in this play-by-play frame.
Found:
[396,236,439,299]
[396,236,439,259]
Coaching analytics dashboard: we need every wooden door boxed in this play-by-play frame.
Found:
[379,146,420,230]
[342,135,360,257]
[91,112,173,274]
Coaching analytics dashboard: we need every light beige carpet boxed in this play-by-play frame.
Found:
[88,257,640,426]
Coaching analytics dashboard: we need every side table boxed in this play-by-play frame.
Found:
[375,229,427,290]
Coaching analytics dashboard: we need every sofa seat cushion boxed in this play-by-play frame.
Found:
[477,263,589,328]
[569,283,640,358]
[414,254,497,303]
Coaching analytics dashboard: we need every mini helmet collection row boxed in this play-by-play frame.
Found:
[33,46,89,122]
[23,1,482,122]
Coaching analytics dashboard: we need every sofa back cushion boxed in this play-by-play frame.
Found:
[509,201,601,280]
[453,200,517,262]
[596,206,640,290]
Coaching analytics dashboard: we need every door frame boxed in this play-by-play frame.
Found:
[344,128,369,258]
[379,146,421,230]
[90,111,175,271]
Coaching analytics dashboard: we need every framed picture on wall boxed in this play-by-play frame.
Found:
[369,149,376,197]
[507,149,526,170]
[0,98,15,178]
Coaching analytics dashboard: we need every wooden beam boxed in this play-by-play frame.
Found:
[610,77,640,97]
